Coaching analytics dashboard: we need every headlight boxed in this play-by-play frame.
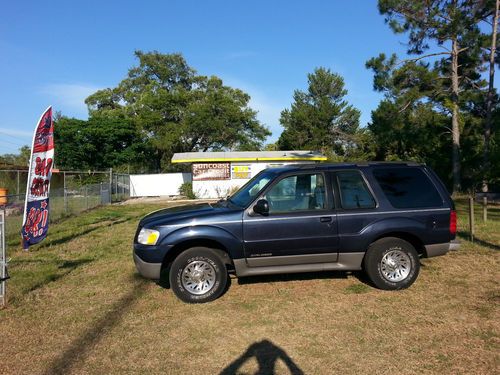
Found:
[137,228,160,245]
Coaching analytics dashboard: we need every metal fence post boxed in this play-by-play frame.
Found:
[482,196,487,222]
[17,170,20,196]
[63,171,68,214]
[109,168,113,203]
[85,185,89,210]
[0,207,6,308]
[469,196,475,242]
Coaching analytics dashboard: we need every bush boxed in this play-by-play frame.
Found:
[179,182,196,199]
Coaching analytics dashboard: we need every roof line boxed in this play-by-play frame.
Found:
[172,156,328,163]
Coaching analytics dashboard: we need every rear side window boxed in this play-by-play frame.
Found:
[336,171,376,209]
[373,167,443,209]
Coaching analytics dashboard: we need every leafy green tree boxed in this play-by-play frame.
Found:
[0,146,31,168]
[277,67,362,159]
[369,99,452,183]
[366,53,496,190]
[54,116,153,171]
[479,0,499,192]
[377,0,486,192]
[263,143,279,151]
[86,51,270,170]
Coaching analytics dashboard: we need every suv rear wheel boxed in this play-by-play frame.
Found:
[364,237,420,290]
[169,247,228,303]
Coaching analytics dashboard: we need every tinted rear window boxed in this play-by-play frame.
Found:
[337,171,376,209]
[373,167,443,209]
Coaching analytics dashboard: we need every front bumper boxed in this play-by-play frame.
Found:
[133,252,162,279]
[424,240,461,258]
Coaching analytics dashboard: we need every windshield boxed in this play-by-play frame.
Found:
[229,171,274,207]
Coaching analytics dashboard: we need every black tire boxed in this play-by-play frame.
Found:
[364,237,420,290]
[169,247,228,303]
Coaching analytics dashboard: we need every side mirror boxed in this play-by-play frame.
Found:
[253,199,269,216]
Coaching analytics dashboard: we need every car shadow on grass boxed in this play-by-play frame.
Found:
[160,268,371,292]
[157,267,171,289]
[236,270,352,285]
[42,275,147,375]
[220,339,304,375]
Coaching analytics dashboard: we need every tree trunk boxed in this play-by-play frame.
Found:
[451,38,461,193]
[482,0,499,193]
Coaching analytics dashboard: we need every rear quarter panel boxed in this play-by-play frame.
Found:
[337,166,452,253]
[337,209,452,253]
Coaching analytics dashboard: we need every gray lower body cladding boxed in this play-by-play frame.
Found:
[133,241,457,280]
[233,252,365,277]
[134,253,162,279]
[424,240,460,258]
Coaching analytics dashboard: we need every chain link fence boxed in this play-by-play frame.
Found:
[0,169,130,249]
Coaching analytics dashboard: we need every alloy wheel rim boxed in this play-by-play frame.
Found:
[380,249,411,282]
[181,260,216,295]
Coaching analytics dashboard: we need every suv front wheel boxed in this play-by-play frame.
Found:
[364,237,420,290]
[169,247,228,303]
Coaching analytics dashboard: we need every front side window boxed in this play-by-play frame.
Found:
[264,173,326,213]
[373,167,443,208]
[337,171,376,209]
[229,171,274,207]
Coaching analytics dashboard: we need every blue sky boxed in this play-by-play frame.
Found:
[0,0,495,155]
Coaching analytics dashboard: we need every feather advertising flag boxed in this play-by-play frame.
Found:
[21,107,54,250]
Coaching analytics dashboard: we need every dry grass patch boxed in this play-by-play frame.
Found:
[0,200,498,374]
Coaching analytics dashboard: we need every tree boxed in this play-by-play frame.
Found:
[0,146,31,168]
[85,51,270,170]
[481,0,500,192]
[54,116,153,171]
[370,99,453,184]
[366,50,492,189]
[277,67,361,158]
[377,0,485,192]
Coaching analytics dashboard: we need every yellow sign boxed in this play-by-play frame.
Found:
[231,164,251,179]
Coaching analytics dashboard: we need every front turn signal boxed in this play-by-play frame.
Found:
[137,228,160,245]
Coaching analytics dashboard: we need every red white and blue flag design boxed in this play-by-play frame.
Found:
[21,107,54,249]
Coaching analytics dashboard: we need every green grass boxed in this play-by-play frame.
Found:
[344,284,370,294]
[0,200,498,375]
[4,190,128,248]
[3,204,151,303]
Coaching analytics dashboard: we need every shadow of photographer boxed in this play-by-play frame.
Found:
[220,339,304,375]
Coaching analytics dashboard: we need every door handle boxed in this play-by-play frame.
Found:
[320,216,332,223]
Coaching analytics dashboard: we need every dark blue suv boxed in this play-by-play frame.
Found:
[133,163,459,303]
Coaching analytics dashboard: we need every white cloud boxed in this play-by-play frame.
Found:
[39,83,102,118]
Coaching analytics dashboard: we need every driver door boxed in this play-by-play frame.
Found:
[242,172,339,266]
